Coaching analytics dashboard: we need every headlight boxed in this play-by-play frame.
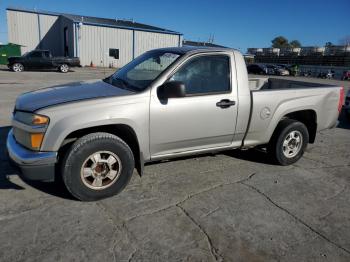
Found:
[13,111,49,151]
[14,111,49,126]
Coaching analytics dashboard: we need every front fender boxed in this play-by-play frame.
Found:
[38,95,150,158]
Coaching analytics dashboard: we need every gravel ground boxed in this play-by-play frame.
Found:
[0,66,349,261]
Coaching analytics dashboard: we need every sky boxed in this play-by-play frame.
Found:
[0,0,349,52]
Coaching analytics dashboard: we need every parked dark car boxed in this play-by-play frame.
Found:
[247,64,267,74]
[318,70,335,79]
[342,70,350,80]
[7,50,80,73]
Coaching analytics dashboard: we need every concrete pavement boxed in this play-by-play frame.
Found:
[0,67,349,261]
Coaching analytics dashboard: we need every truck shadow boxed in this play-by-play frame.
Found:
[0,126,25,190]
[224,148,276,165]
[0,126,74,199]
[146,147,276,167]
[337,108,350,130]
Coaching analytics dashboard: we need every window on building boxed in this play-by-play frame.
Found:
[109,49,119,59]
[170,55,231,95]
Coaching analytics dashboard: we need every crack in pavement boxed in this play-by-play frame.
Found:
[96,202,119,262]
[240,181,350,256]
[127,248,137,262]
[177,204,224,262]
[122,173,258,261]
[96,202,139,262]
[125,173,257,223]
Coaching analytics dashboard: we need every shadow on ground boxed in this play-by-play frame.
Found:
[0,126,24,190]
[0,126,74,199]
[337,108,350,130]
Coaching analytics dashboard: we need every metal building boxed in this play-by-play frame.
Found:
[6,7,183,67]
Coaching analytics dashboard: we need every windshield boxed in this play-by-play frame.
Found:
[107,50,181,92]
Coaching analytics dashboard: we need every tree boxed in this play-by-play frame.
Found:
[290,40,301,48]
[271,36,289,48]
[325,42,334,47]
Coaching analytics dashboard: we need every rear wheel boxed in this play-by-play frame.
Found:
[12,63,24,72]
[268,119,309,165]
[59,64,69,73]
[61,132,135,201]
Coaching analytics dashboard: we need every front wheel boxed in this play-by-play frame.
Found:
[12,63,24,72]
[268,119,309,165]
[61,132,135,201]
[59,64,69,73]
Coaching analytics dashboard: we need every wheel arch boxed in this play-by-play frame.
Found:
[58,124,144,176]
[270,109,317,144]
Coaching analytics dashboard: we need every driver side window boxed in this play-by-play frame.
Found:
[30,51,43,58]
[171,55,230,95]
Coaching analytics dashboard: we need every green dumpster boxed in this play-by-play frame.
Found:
[0,43,21,65]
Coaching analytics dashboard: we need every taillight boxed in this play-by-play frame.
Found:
[338,87,344,113]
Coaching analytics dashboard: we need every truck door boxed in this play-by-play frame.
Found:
[150,53,237,157]
[41,51,53,68]
[25,51,43,68]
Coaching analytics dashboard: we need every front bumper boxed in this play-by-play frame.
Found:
[6,129,57,182]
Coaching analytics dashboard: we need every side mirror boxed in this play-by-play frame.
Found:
[158,81,186,99]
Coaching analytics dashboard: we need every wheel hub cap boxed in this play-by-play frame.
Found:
[282,130,303,158]
[80,151,122,190]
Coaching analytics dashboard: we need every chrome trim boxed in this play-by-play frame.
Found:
[6,129,57,166]
[12,118,47,133]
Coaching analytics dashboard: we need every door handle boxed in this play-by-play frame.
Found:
[216,99,236,108]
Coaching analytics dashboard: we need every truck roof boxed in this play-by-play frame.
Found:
[31,49,50,52]
[154,46,237,55]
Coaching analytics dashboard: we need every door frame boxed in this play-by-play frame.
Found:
[148,50,239,159]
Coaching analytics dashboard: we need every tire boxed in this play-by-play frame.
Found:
[267,119,309,165]
[59,64,69,73]
[346,111,350,121]
[61,132,135,201]
[12,63,24,72]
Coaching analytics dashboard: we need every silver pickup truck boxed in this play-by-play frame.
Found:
[7,47,344,201]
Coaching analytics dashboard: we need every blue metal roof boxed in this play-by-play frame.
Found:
[7,7,182,35]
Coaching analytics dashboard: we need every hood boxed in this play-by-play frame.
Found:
[15,80,133,112]
[8,56,21,60]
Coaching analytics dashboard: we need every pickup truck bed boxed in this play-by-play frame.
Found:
[244,78,341,147]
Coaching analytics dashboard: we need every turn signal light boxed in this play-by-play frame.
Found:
[30,133,44,149]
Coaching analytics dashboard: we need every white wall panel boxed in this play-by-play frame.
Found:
[7,10,60,55]
[7,10,40,54]
[78,24,133,67]
[134,31,180,57]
